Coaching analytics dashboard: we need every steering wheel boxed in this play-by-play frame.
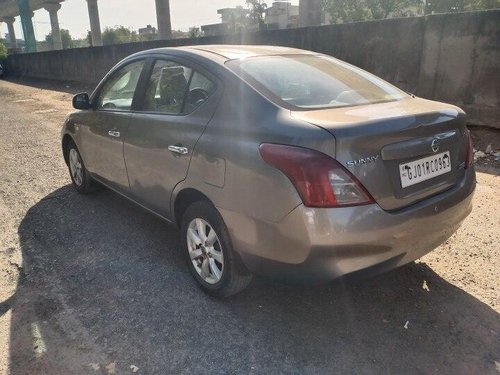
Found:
[102,102,117,109]
[189,88,209,106]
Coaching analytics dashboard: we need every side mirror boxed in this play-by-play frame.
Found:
[73,92,91,110]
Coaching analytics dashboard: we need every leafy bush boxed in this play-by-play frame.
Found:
[0,41,7,61]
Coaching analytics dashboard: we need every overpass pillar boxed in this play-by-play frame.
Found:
[2,17,17,49]
[155,0,172,40]
[86,0,102,46]
[44,2,63,50]
[17,0,37,52]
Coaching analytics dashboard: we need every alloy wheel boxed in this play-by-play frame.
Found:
[186,218,224,284]
[69,148,83,186]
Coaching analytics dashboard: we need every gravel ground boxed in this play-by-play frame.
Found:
[0,78,499,375]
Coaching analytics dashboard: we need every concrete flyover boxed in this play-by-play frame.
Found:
[0,0,173,51]
[0,0,53,52]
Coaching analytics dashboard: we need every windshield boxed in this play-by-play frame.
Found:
[227,54,407,109]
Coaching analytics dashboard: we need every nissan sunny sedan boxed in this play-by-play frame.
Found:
[62,45,475,297]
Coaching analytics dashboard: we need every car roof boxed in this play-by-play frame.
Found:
[138,44,315,63]
[184,45,314,60]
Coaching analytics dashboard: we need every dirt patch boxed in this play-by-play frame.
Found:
[470,126,500,174]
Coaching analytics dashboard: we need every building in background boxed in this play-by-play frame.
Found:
[201,7,249,36]
[265,1,299,30]
[217,7,249,25]
[138,24,157,37]
[201,2,302,36]
[201,23,229,37]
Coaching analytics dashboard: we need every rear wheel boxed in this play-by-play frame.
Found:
[66,141,94,194]
[181,200,252,297]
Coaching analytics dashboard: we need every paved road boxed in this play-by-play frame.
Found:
[0,79,499,375]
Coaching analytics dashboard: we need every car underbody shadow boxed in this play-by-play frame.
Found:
[8,185,500,374]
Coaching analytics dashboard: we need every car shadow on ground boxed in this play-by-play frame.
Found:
[8,185,500,374]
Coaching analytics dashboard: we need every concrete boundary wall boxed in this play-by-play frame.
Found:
[6,10,500,128]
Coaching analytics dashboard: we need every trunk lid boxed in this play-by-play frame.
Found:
[291,97,469,211]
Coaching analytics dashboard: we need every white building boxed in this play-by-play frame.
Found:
[201,7,248,36]
[200,2,301,36]
[138,25,157,36]
[217,7,249,25]
[265,1,299,29]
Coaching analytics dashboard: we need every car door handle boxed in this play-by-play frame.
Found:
[108,130,121,138]
[168,145,189,155]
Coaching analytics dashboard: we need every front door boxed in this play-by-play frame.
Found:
[79,59,146,191]
[124,58,220,218]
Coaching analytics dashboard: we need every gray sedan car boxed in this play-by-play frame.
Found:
[62,45,475,296]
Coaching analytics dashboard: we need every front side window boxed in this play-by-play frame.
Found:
[97,60,145,111]
[142,60,216,115]
[227,54,407,110]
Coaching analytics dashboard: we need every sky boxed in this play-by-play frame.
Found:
[2,0,299,41]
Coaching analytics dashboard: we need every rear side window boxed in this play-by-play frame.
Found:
[185,71,216,113]
[143,60,192,115]
[142,60,216,115]
[97,60,145,111]
[227,55,407,110]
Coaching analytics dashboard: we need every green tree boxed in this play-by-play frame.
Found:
[45,29,74,49]
[366,0,422,18]
[324,0,499,21]
[322,0,499,23]
[61,29,74,49]
[188,27,203,38]
[471,0,500,8]
[171,30,189,39]
[102,26,141,45]
[322,0,371,23]
[71,37,91,48]
[0,41,8,60]
[246,0,268,30]
[139,32,157,42]
[425,0,467,13]
[425,0,499,13]
[86,30,93,46]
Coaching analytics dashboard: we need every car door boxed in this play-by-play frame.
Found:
[124,57,221,219]
[79,59,146,191]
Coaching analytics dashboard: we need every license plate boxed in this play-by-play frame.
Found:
[399,151,451,188]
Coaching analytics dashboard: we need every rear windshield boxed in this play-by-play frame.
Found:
[227,54,407,109]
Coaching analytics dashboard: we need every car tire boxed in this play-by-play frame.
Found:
[181,200,252,297]
[66,141,94,194]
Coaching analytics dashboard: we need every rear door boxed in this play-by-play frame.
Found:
[80,59,146,191]
[124,56,221,218]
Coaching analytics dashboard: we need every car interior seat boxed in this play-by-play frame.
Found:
[158,66,188,113]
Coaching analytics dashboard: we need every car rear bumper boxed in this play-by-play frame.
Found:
[219,167,475,283]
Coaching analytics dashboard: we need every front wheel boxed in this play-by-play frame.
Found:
[181,201,252,297]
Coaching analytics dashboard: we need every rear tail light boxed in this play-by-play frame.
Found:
[465,129,474,169]
[259,143,374,208]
